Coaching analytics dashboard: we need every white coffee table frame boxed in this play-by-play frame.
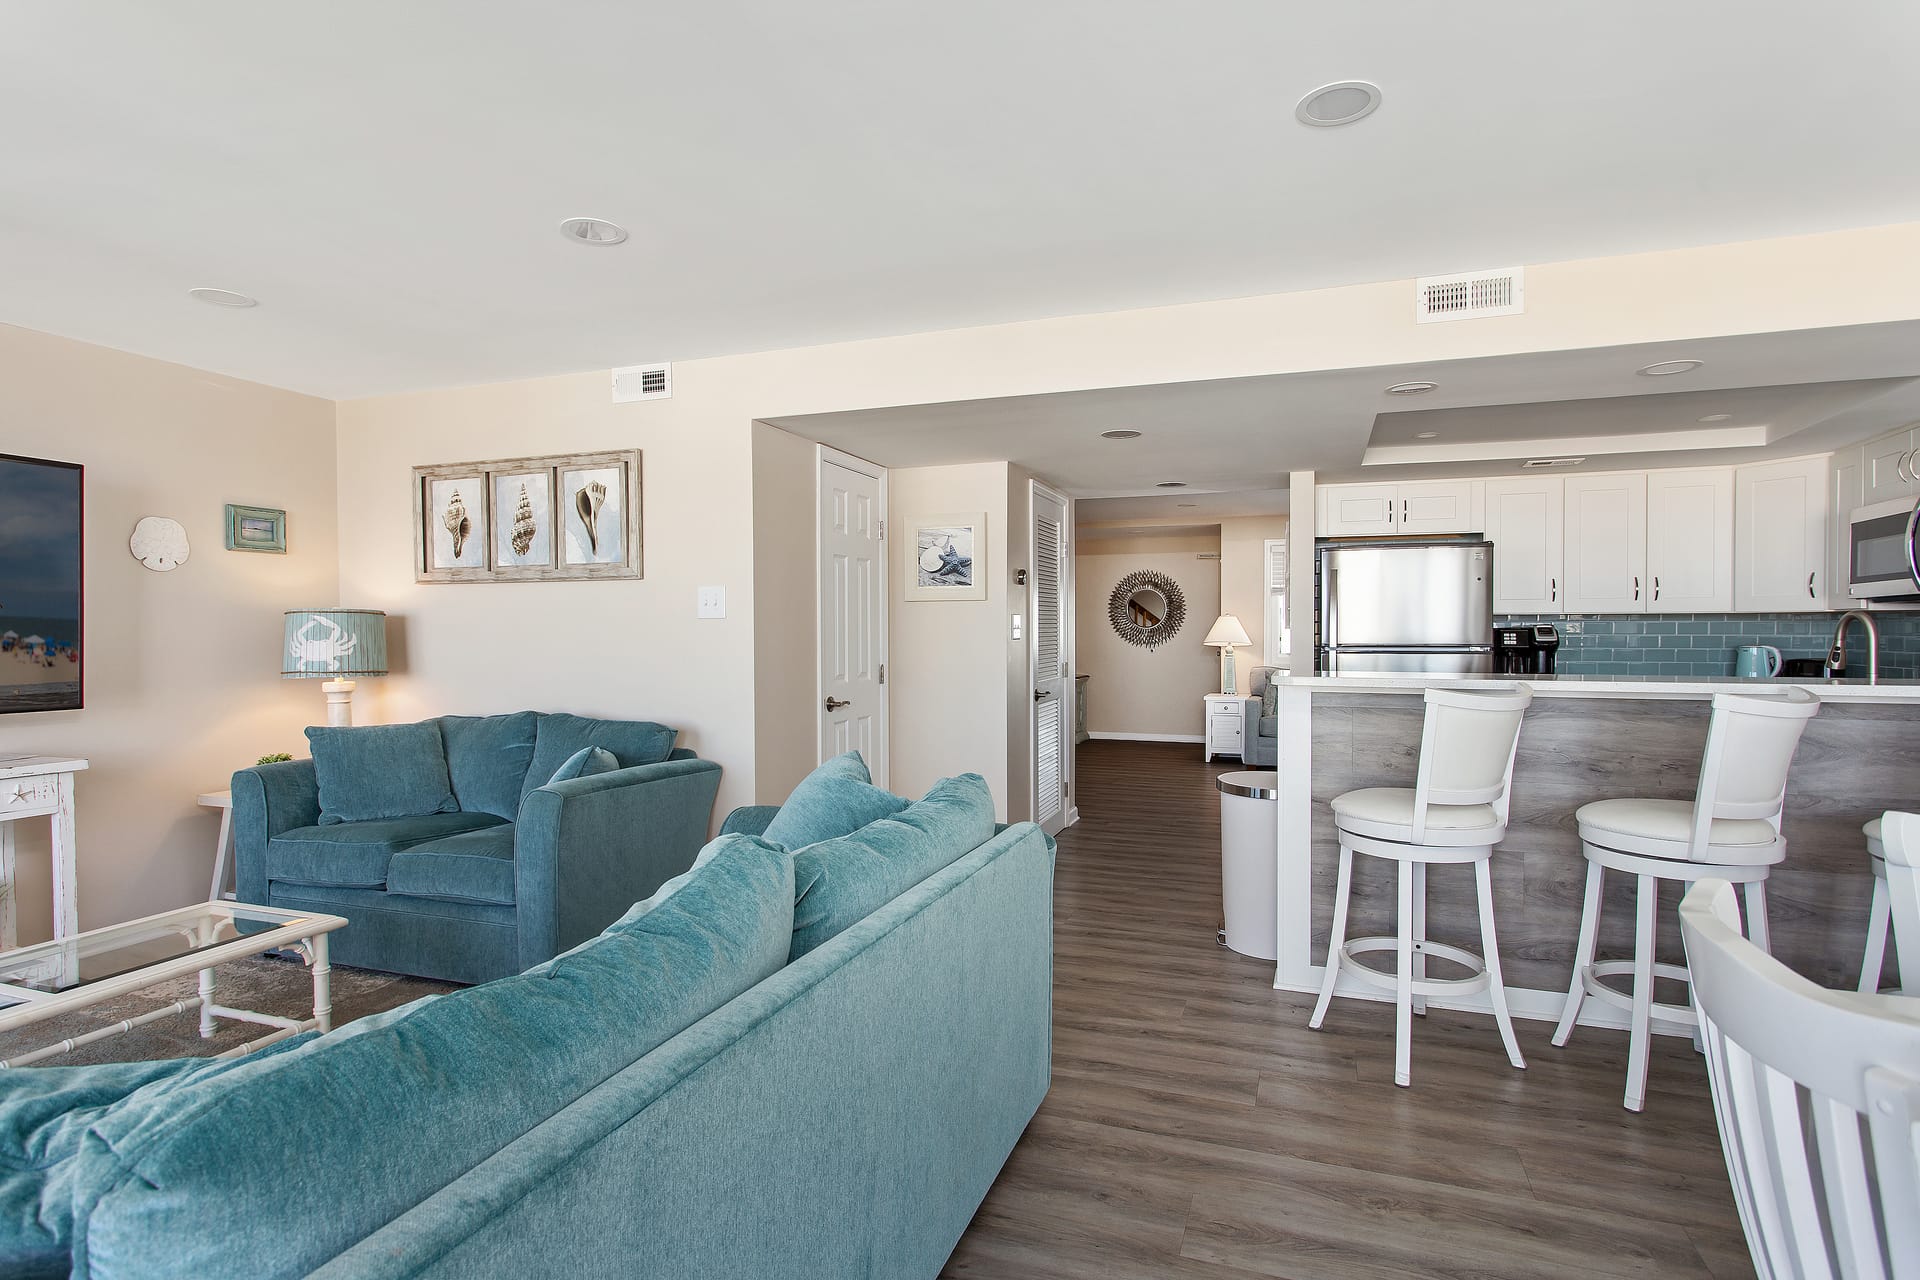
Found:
[0,901,347,1069]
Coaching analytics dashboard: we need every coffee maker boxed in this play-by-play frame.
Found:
[1494,627,1534,674]
[1529,623,1560,674]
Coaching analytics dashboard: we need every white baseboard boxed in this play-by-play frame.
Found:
[1061,806,1080,829]
[1087,731,1205,744]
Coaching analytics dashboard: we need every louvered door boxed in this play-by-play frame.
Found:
[1031,485,1070,835]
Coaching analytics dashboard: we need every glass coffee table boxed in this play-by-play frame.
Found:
[0,901,348,1068]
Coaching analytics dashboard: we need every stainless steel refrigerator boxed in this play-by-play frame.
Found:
[1317,539,1494,673]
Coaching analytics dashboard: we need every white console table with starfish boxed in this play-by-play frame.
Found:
[0,754,86,952]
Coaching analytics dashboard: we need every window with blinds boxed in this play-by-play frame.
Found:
[1264,538,1289,662]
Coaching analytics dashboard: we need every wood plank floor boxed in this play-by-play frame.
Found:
[942,739,1753,1280]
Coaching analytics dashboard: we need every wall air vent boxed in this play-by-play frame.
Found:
[1520,457,1586,469]
[1415,267,1525,323]
[611,362,671,403]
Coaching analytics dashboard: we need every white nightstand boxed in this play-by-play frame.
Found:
[1204,694,1256,763]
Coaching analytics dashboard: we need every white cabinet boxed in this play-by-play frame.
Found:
[1736,456,1829,613]
[1318,481,1477,538]
[1829,446,1863,609]
[1563,474,1649,613]
[1645,469,1733,612]
[1862,428,1916,506]
[1319,484,1397,536]
[1482,477,1564,613]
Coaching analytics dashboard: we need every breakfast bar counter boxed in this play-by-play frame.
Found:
[1267,673,1920,1028]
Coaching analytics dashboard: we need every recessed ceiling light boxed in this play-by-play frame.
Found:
[1698,413,1732,422]
[1155,481,1188,488]
[1638,359,1703,377]
[1386,381,1438,395]
[1295,81,1382,128]
[1415,431,1439,439]
[188,287,257,308]
[1100,430,1142,440]
[558,217,629,246]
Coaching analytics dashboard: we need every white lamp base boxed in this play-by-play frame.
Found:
[321,679,358,728]
[1222,648,1238,696]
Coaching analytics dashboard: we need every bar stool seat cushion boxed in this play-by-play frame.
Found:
[1575,798,1780,864]
[1866,816,1884,860]
[1331,787,1500,844]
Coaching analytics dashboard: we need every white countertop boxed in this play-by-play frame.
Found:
[1274,672,1920,703]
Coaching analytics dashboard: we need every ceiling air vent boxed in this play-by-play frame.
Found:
[611,362,671,403]
[1520,457,1586,469]
[1415,267,1525,323]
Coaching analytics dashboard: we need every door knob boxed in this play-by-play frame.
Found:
[824,697,850,711]
[1034,690,1050,701]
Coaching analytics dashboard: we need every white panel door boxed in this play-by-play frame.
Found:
[1396,481,1477,536]
[1031,484,1071,836]
[819,458,886,784]
[1320,484,1397,537]
[1482,477,1563,613]
[1645,469,1733,612]
[1862,428,1916,506]
[1736,456,1830,613]
[1829,446,1863,609]
[1563,473,1648,613]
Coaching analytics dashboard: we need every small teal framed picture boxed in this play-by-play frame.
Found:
[224,504,286,554]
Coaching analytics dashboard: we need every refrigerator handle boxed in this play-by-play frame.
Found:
[1323,562,1337,653]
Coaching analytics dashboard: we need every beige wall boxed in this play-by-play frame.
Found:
[749,422,819,804]
[1076,534,1221,739]
[0,324,337,939]
[887,462,1012,815]
[1219,515,1289,681]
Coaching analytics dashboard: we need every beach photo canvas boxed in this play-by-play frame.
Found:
[0,454,83,713]
[906,513,986,601]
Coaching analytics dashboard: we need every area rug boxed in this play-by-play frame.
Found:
[0,956,456,1067]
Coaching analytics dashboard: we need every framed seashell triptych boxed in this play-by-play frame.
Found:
[412,449,641,583]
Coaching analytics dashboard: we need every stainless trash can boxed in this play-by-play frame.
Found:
[1216,771,1278,960]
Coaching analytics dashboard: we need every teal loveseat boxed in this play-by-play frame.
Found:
[0,770,1055,1279]
[231,712,721,984]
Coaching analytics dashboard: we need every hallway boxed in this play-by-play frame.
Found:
[943,739,1750,1280]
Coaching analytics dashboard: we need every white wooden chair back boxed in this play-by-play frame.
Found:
[1880,812,1920,996]
[1409,686,1532,840]
[1680,878,1920,1279]
[1687,688,1820,861]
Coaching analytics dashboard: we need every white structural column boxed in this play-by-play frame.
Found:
[0,756,87,951]
[1273,683,1315,989]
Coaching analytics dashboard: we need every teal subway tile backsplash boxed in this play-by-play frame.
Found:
[1497,612,1920,679]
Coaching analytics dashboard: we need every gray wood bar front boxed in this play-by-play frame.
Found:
[1271,676,1920,1030]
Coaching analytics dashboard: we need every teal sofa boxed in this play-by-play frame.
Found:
[0,771,1054,1280]
[231,712,722,984]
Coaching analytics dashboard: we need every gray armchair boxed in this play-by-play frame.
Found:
[1241,666,1281,767]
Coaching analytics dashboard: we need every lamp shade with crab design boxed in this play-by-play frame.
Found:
[282,609,388,726]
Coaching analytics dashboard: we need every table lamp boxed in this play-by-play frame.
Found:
[283,609,388,727]
[1205,614,1253,696]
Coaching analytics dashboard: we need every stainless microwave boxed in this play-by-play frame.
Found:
[1848,496,1920,599]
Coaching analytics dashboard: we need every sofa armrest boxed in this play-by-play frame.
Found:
[514,757,723,967]
[719,805,780,838]
[1241,696,1262,738]
[230,760,322,905]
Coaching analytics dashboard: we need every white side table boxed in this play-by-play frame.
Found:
[1203,694,1255,763]
[198,790,236,901]
[0,755,87,951]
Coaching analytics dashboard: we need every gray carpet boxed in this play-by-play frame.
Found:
[0,956,456,1066]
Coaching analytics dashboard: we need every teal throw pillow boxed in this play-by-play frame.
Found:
[789,772,996,959]
[761,751,907,850]
[1262,682,1278,717]
[546,745,619,786]
[305,722,459,826]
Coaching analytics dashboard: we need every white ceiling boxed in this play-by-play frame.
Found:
[4,3,1920,397]
[770,320,1920,515]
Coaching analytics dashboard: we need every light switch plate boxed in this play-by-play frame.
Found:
[1011,613,1023,641]
[697,586,726,619]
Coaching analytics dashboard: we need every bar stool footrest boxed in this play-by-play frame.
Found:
[1580,959,1698,1028]
[1340,937,1493,998]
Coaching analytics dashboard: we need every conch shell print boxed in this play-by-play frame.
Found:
[443,489,471,559]
[574,480,607,555]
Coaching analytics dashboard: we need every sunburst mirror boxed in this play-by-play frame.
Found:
[1108,570,1186,650]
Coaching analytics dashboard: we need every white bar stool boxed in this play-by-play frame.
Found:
[1309,686,1533,1088]
[1552,688,1820,1112]
[1860,817,1891,993]
[1880,811,1920,996]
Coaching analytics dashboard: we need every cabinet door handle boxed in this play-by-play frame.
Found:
[1402,499,1409,524]
[1901,450,1915,484]
[1633,576,1640,602]
[1550,577,1557,603]
[1653,576,1660,602]
[1808,571,1817,599]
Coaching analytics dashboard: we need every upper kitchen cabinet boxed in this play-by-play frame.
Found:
[1318,480,1477,537]
[1562,473,1648,612]
[1482,477,1563,613]
[1829,446,1863,609]
[1861,427,1917,505]
[1645,469,1733,613]
[1736,456,1829,613]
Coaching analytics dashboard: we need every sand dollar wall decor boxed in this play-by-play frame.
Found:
[1108,569,1185,650]
[129,516,190,572]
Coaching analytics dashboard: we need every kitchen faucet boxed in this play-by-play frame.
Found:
[1826,610,1880,683]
